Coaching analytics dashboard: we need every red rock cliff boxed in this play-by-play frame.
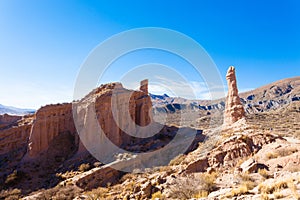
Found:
[26,103,77,158]
[0,115,33,156]
[25,81,152,159]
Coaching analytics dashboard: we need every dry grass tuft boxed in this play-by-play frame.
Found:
[169,172,217,199]
[169,154,186,166]
[78,163,91,172]
[151,191,166,200]
[0,189,21,200]
[258,179,290,194]
[35,186,80,200]
[85,187,109,200]
[226,180,255,198]
[258,168,271,179]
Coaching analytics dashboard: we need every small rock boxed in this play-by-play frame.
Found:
[140,181,152,198]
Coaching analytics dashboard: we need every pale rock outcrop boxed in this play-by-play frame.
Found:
[240,158,268,173]
[185,133,282,173]
[224,66,246,125]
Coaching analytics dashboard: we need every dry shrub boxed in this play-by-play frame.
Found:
[226,180,255,197]
[0,189,21,200]
[266,152,279,160]
[120,173,137,182]
[169,154,186,166]
[85,187,109,200]
[238,172,252,182]
[93,162,102,168]
[56,170,79,180]
[258,169,271,179]
[267,148,298,160]
[193,190,209,198]
[277,148,298,157]
[36,186,80,200]
[124,181,137,193]
[5,170,25,186]
[258,179,290,194]
[169,172,217,199]
[151,191,166,200]
[200,172,218,192]
[274,191,284,199]
[261,193,270,200]
[227,184,248,197]
[78,163,91,172]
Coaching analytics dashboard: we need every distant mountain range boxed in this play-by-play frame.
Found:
[0,104,35,115]
[151,76,300,114]
[1,76,299,116]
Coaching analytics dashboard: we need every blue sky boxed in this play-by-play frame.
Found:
[0,0,299,109]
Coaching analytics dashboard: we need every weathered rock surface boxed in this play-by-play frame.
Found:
[74,165,122,190]
[224,66,245,125]
[185,133,283,173]
[240,158,268,173]
[0,115,33,156]
[140,79,149,94]
[24,81,152,159]
[0,114,22,128]
[72,81,153,160]
[26,103,78,159]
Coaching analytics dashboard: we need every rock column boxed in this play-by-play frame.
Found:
[224,66,245,125]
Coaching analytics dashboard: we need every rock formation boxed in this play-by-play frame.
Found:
[140,79,148,94]
[224,66,245,125]
[26,103,78,159]
[73,81,153,161]
[0,114,22,127]
[25,80,152,159]
[184,133,282,173]
[0,115,33,156]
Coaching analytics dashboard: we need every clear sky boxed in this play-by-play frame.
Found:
[0,0,299,109]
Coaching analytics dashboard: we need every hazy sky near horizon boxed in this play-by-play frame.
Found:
[0,0,299,109]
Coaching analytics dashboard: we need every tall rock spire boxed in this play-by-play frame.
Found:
[140,79,148,94]
[224,66,245,125]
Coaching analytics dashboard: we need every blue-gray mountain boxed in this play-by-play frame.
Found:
[0,104,35,115]
[151,77,300,114]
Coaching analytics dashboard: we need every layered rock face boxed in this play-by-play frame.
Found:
[0,114,22,128]
[73,81,152,154]
[26,80,152,159]
[185,133,282,173]
[0,115,33,156]
[26,103,78,158]
[224,66,245,125]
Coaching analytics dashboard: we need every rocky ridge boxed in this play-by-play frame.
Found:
[152,76,300,115]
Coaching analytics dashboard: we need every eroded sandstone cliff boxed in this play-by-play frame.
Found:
[26,103,78,159]
[25,80,152,160]
[0,114,33,157]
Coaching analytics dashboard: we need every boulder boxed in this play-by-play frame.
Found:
[240,158,268,173]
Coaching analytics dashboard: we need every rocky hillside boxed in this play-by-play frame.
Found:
[0,79,205,197]
[152,76,300,114]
